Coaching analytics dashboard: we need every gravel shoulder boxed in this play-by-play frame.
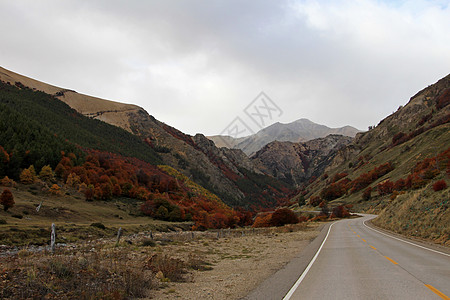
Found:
[148,223,321,299]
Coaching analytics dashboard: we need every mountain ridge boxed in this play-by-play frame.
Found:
[0,66,291,209]
[208,118,360,156]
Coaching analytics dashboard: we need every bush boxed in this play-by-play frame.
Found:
[433,180,447,192]
[1,189,14,211]
[12,214,23,219]
[146,254,186,282]
[141,239,156,247]
[309,196,321,207]
[252,213,272,228]
[331,206,350,218]
[90,222,106,230]
[377,180,394,196]
[362,187,372,201]
[270,208,299,227]
[0,219,6,225]
[298,195,306,207]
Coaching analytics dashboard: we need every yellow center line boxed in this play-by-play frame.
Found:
[357,234,360,237]
[353,231,356,234]
[370,245,377,250]
[384,256,398,265]
[425,284,450,300]
[362,239,367,243]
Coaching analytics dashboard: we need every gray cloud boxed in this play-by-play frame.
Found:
[1,0,449,135]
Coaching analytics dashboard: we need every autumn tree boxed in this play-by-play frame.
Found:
[252,213,272,228]
[271,208,299,227]
[85,184,95,201]
[20,168,34,184]
[39,165,54,182]
[49,184,61,195]
[0,189,14,211]
[433,180,447,192]
[1,176,15,187]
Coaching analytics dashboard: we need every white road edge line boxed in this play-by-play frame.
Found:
[363,219,450,257]
[283,221,337,300]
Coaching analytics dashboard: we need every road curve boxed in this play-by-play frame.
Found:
[284,214,450,299]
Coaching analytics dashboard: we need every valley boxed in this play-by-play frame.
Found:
[0,66,449,299]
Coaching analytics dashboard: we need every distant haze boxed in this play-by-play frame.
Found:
[208,118,360,155]
[1,0,449,135]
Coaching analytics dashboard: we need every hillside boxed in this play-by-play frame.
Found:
[208,118,360,156]
[292,73,450,245]
[0,66,291,210]
[0,79,252,231]
[252,135,353,187]
[0,66,141,132]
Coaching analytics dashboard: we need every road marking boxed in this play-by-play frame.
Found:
[363,220,450,257]
[362,239,367,243]
[357,234,360,237]
[283,221,337,300]
[384,256,398,265]
[425,284,450,300]
[370,245,377,250]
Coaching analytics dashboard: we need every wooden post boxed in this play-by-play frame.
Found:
[150,230,153,240]
[50,223,56,253]
[191,232,194,240]
[116,227,123,246]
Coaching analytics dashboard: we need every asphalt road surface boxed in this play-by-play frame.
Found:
[284,214,450,299]
[245,214,450,300]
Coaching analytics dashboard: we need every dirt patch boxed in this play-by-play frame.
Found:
[147,223,321,299]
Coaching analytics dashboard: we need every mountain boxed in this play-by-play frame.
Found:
[293,73,450,245]
[208,118,360,156]
[252,135,353,187]
[0,66,290,209]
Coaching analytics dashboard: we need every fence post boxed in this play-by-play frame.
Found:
[116,227,123,246]
[50,223,56,253]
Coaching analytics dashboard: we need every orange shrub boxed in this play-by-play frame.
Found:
[252,213,273,228]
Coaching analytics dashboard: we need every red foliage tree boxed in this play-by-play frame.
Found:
[0,189,14,211]
[433,180,447,192]
[436,88,450,110]
[331,205,350,218]
[331,173,348,183]
[377,180,394,196]
[270,208,299,227]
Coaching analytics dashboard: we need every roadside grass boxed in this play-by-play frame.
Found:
[1,218,319,299]
[371,182,449,246]
[0,185,191,246]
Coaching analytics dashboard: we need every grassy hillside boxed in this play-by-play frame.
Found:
[292,74,450,245]
[0,80,252,232]
[0,183,191,246]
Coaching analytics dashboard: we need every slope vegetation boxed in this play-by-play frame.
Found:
[293,73,450,245]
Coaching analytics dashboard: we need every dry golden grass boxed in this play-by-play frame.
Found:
[372,181,450,246]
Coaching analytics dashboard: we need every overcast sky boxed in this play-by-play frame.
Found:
[1,0,450,136]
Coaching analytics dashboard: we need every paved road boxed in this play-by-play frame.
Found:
[284,215,450,299]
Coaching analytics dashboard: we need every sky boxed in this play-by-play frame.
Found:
[1,0,450,136]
